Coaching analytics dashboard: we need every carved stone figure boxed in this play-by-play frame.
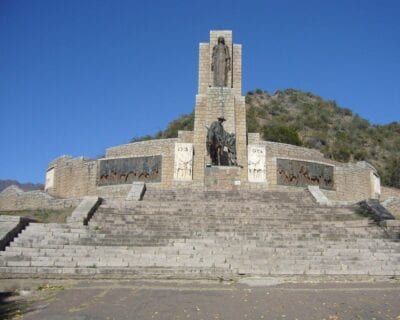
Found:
[206,117,237,166]
[98,156,162,185]
[174,143,193,181]
[248,145,266,182]
[276,159,334,189]
[211,37,231,87]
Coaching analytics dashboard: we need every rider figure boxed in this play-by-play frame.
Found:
[208,116,226,165]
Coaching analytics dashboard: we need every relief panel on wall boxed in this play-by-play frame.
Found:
[98,155,162,185]
[277,159,334,190]
[174,143,193,181]
[248,145,266,182]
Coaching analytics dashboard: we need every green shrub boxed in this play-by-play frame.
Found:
[130,113,194,142]
[354,151,367,161]
[262,125,302,146]
[382,157,400,188]
[331,144,351,162]
[246,106,260,133]
[162,113,194,138]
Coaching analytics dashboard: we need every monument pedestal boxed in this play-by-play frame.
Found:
[204,166,242,191]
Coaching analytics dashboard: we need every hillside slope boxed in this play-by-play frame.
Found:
[0,179,44,193]
[130,89,400,188]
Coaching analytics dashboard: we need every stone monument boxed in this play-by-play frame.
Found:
[41,30,382,200]
[193,30,247,185]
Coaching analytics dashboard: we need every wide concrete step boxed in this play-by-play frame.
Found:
[4,244,399,258]
[140,188,316,202]
[0,266,230,278]
[13,230,389,247]
[99,201,355,212]
[0,259,398,277]
[2,256,399,269]
[92,212,361,223]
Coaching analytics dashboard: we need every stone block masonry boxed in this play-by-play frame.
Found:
[0,185,80,211]
[204,166,241,191]
[46,156,97,198]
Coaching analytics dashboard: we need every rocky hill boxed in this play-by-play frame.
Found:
[0,179,44,193]
[131,88,400,188]
[246,89,400,187]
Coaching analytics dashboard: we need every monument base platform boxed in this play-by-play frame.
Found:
[205,166,241,191]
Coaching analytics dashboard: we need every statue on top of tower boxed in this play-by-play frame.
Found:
[211,36,231,87]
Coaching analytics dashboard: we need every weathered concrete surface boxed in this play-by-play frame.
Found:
[126,182,146,201]
[308,185,331,205]
[2,279,399,320]
[66,197,102,225]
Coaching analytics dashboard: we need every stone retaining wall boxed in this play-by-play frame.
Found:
[332,162,376,202]
[247,139,378,202]
[0,186,80,211]
[47,156,97,198]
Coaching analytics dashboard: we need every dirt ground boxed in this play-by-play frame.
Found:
[1,278,400,320]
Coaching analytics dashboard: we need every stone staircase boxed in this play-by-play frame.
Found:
[0,187,399,279]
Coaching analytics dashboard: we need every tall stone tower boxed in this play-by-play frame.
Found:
[193,30,248,184]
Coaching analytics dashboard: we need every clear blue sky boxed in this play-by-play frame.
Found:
[1,0,399,183]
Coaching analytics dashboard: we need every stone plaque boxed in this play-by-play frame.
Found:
[277,159,334,190]
[248,145,266,182]
[45,168,55,190]
[98,155,161,186]
[174,143,193,181]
